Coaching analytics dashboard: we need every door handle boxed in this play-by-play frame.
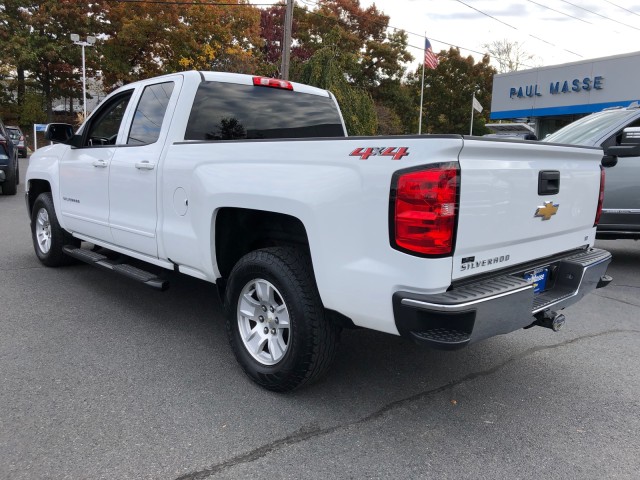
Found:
[92,159,108,168]
[135,161,155,170]
[538,170,560,195]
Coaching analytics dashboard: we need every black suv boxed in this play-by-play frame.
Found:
[0,118,19,195]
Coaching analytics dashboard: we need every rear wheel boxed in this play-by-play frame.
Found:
[31,192,78,266]
[225,247,340,392]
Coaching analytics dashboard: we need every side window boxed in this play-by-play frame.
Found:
[85,91,133,146]
[602,118,640,148]
[127,82,175,145]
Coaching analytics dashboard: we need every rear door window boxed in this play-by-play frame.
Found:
[128,82,175,145]
[185,82,344,141]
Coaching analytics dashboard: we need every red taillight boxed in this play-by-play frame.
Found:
[252,76,293,90]
[392,164,459,256]
[594,165,605,226]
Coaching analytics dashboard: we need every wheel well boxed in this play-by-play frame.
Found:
[27,179,51,215]
[215,208,310,279]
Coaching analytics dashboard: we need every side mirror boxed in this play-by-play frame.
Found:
[602,126,640,166]
[44,123,74,144]
[621,126,640,145]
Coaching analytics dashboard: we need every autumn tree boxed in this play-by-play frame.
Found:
[100,0,261,90]
[259,4,313,77]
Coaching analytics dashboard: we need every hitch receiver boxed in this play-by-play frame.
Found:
[531,310,566,332]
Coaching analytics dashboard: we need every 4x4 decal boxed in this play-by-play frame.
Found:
[349,147,410,160]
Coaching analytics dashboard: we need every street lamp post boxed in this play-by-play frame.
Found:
[70,34,96,119]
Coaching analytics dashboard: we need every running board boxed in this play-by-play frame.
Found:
[63,245,169,291]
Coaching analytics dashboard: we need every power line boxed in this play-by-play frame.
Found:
[453,0,582,57]
[453,0,517,30]
[297,4,536,69]
[603,0,640,18]
[559,0,640,31]
[523,0,592,25]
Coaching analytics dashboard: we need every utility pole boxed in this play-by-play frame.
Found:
[280,0,294,80]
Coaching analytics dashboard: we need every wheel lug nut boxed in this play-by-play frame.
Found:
[275,318,279,324]
[258,316,264,322]
[261,305,267,312]
[269,306,275,313]
[263,327,269,334]
[271,328,276,335]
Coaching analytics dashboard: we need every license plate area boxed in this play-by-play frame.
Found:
[524,266,550,295]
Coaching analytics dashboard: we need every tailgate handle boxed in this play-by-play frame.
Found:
[538,170,560,195]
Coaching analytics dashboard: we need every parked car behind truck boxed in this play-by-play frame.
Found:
[7,126,27,158]
[25,71,620,391]
[543,102,640,240]
[0,117,19,195]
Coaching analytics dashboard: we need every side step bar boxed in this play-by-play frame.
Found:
[63,245,169,291]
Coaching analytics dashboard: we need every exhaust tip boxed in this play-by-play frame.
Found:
[551,313,565,332]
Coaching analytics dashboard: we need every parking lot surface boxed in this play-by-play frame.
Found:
[1,156,639,479]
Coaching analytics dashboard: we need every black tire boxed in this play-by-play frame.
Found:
[2,157,17,195]
[225,247,340,392]
[31,192,78,267]
[15,156,19,185]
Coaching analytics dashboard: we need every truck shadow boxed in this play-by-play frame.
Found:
[65,262,609,407]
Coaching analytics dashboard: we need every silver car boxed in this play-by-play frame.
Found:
[544,102,640,240]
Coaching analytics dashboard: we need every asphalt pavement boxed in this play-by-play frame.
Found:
[1,155,639,479]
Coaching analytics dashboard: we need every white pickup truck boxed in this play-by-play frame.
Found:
[26,71,615,391]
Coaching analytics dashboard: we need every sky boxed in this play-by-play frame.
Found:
[360,0,640,72]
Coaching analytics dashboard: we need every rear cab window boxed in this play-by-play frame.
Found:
[184,81,345,141]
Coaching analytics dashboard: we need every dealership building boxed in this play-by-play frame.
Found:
[489,51,640,138]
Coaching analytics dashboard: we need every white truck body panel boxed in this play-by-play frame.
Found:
[454,139,602,280]
[25,70,609,338]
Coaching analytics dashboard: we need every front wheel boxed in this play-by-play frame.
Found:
[31,192,78,266]
[225,247,340,392]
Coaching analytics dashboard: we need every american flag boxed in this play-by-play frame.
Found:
[424,37,439,69]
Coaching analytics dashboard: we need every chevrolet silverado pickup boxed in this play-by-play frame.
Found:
[26,71,616,391]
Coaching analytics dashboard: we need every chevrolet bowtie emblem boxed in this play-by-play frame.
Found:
[535,201,559,221]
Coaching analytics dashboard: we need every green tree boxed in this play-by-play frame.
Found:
[19,91,47,125]
[297,46,377,136]
[0,0,105,121]
[408,48,496,135]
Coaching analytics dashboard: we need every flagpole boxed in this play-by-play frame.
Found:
[470,93,475,136]
[418,33,426,135]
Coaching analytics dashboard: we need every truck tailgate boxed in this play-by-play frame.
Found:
[453,139,603,281]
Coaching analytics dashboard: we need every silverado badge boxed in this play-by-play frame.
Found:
[535,201,559,221]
